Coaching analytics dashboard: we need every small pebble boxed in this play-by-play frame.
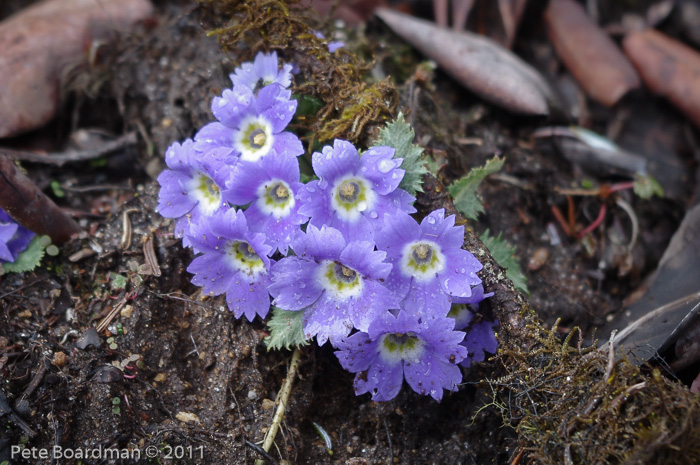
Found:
[154,373,167,383]
[261,398,275,410]
[247,390,259,400]
[120,305,134,318]
[528,247,549,270]
[53,351,67,368]
[175,411,200,423]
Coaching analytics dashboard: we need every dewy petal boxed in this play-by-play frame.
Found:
[211,85,254,128]
[335,331,377,372]
[311,140,361,184]
[360,146,404,195]
[268,257,323,311]
[303,293,355,345]
[156,170,197,218]
[194,122,235,154]
[338,241,392,280]
[164,139,196,169]
[271,131,304,158]
[224,161,269,206]
[363,356,404,401]
[347,282,398,333]
[0,222,18,262]
[257,84,296,133]
[254,51,282,85]
[187,252,233,296]
[227,277,271,321]
[375,210,421,258]
[290,224,346,262]
[438,249,484,298]
[297,180,331,225]
[325,212,375,243]
[402,280,452,319]
[460,319,499,368]
[403,351,462,401]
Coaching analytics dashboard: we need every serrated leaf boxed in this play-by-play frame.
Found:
[265,307,309,351]
[479,229,528,294]
[633,174,664,199]
[448,156,504,220]
[373,112,427,196]
[1,235,45,273]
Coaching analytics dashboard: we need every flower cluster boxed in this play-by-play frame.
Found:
[157,51,497,401]
[0,207,35,264]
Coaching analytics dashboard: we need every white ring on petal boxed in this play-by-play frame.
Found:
[377,333,425,365]
[399,240,445,282]
[255,179,295,219]
[225,240,266,277]
[234,115,274,162]
[316,260,364,300]
[329,175,376,223]
[186,172,222,216]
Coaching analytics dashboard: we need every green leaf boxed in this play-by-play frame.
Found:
[265,307,309,351]
[448,156,504,220]
[373,112,427,196]
[633,174,664,199]
[109,272,128,291]
[479,229,528,294]
[1,235,46,274]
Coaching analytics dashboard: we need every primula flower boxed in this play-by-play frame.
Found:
[268,224,398,345]
[194,83,302,161]
[376,209,484,319]
[0,208,35,263]
[313,31,344,53]
[335,310,467,401]
[223,151,307,255]
[156,139,235,248]
[186,209,273,321]
[447,294,498,367]
[229,51,293,91]
[297,140,415,243]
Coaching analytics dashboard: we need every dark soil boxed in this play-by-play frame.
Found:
[1,1,697,464]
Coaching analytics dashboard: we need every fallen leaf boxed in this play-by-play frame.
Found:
[0,0,153,138]
[544,0,640,107]
[623,28,700,130]
[601,204,700,365]
[375,7,557,116]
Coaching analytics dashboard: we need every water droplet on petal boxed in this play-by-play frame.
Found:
[318,180,328,189]
[460,268,466,273]
[369,211,378,219]
[217,99,228,107]
[391,172,399,179]
[427,216,436,224]
[357,201,367,212]
[378,159,395,173]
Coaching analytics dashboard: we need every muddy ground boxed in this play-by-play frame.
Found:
[0,1,697,464]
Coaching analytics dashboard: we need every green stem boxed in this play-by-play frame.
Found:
[255,348,302,465]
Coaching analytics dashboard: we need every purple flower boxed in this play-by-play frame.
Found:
[194,84,302,161]
[313,31,344,53]
[459,319,498,368]
[376,209,484,319]
[447,284,491,330]
[186,209,273,321]
[297,140,415,243]
[268,224,398,345]
[229,51,293,91]
[223,151,307,255]
[335,311,467,401]
[0,208,35,263]
[156,139,235,248]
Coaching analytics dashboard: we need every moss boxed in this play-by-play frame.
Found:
[490,322,700,465]
[201,0,398,147]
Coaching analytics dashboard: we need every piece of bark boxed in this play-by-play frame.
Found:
[544,0,640,107]
[376,7,557,116]
[0,154,82,244]
[623,28,700,130]
[0,0,153,138]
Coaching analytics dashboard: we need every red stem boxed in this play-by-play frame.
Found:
[577,203,607,240]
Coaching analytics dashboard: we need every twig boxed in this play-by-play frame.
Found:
[0,132,137,167]
[246,439,280,465]
[0,154,82,244]
[255,348,302,465]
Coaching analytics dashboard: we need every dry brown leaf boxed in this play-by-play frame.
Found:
[544,0,640,107]
[0,0,153,138]
[376,7,556,116]
[624,28,700,129]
